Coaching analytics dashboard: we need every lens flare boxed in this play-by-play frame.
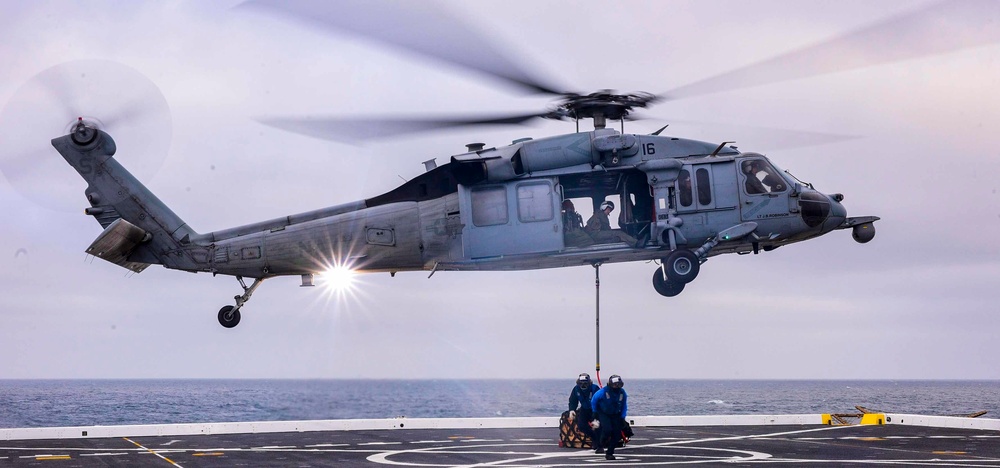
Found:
[319,264,356,292]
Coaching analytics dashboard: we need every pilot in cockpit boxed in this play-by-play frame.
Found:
[743,160,786,194]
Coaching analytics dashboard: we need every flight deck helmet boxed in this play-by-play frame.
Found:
[608,375,624,390]
[600,200,615,212]
[577,373,591,389]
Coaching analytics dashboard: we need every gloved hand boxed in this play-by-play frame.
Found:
[568,410,576,421]
[590,419,600,429]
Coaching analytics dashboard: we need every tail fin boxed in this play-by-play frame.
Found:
[52,127,202,273]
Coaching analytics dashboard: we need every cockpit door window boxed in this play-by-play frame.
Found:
[741,159,788,195]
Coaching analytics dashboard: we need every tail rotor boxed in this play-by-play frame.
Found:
[0,59,172,212]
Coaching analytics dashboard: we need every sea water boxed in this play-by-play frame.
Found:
[1,380,998,428]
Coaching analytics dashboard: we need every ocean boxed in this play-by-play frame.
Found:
[1,380,998,429]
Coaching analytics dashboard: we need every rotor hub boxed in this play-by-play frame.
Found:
[556,91,658,122]
[70,117,98,146]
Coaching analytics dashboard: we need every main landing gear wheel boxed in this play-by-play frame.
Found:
[218,305,241,328]
[216,276,266,329]
[652,269,685,297]
[664,249,700,284]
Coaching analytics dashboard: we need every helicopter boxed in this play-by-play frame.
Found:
[66,0,1000,329]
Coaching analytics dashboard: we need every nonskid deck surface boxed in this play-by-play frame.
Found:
[3,423,1000,467]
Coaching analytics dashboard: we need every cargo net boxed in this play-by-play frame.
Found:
[558,411,593,448]
[558,411,632,448]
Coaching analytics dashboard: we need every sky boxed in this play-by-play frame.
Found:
[1,0,999,380]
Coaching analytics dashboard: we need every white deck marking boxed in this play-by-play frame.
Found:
[124,437,184,468]
[81,452,129,457]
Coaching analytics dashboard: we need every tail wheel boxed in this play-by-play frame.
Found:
[665,249,700,284]
[652,269,685,297]
[218,305,241,328]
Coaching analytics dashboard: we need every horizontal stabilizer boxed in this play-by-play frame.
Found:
[85,218,151,273]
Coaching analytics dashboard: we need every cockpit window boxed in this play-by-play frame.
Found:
[741,159,787,194]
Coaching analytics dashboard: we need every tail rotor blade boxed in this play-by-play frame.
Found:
[0,59,172,212]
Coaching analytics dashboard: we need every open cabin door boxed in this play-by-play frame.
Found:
[458,178,563,259]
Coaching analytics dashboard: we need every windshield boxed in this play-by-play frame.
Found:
[741,158,788,194]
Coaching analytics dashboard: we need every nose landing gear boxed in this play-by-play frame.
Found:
[218,276,265,328]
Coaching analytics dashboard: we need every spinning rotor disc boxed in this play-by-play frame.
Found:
[0,59,172,212]
[243,0,1000,145]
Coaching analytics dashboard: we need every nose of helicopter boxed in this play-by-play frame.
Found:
[798,190,847,233]
[822,194,848,233]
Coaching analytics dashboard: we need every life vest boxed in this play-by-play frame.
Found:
[598,389,625,415]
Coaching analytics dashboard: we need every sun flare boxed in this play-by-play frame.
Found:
[319,264,356,292]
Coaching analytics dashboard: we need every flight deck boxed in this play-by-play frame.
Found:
[2,414,999,466]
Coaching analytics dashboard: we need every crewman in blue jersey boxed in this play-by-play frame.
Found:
[568,373,600,444]
[591,374,628,460]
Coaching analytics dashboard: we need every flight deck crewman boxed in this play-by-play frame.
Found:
[591,374,628,460]
[568,373,600,444]
[585,200,638,247]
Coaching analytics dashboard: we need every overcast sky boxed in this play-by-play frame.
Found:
[1,0,998,380]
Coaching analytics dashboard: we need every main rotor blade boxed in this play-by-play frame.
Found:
[257,112,555,143]
[634,114,860,151]
[658,118,860,151]
[240,0,566,96]
[663,0,1000,100]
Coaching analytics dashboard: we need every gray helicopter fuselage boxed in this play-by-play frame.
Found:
[179,128,858,278]
[54,127,873,294]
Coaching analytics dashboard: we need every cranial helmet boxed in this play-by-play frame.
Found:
[577,373,591,388]
[562,199,575,211]
[600,200,615,211]
[608,374,624,390]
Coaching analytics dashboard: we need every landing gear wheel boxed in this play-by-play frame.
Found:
[218,305,241,328]
[652,269,685,297]
[665,249,700,284]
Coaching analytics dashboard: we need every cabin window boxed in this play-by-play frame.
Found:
[471,186,508,226]
[516,182,554,223]
[677,170,693,207]
[696,168,712,205]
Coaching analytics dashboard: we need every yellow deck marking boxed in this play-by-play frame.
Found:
[933,451,967,455]
[857,437,884,441]
[192,452,224,456]
[124,437,183,468]
[36,455,71,460]
[448,436,475,439]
